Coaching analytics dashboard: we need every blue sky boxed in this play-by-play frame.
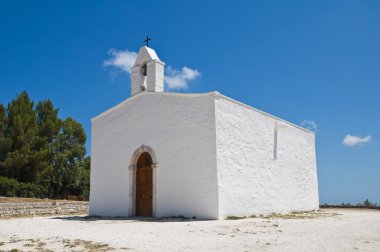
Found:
[0,1,379,204]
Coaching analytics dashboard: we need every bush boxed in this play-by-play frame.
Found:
[363,198,377,207]
[0,176,42,198]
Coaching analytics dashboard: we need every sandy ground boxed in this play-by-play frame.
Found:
[0,208,379,252]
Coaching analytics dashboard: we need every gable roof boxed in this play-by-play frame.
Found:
[91,91,314,134]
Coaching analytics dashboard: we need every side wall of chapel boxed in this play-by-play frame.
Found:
[215,96,319,217]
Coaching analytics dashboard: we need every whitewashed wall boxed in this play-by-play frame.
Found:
[90,91,319,219]
[90,92,219,219]
[215,95,319,217]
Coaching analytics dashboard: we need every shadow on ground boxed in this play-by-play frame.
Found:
[51,215,207,223]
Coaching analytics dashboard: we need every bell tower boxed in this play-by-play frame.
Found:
[131,43,165,96]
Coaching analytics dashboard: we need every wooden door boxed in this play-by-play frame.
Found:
[136,153,153,216]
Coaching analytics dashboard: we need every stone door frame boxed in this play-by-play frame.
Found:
[128,145,157,217]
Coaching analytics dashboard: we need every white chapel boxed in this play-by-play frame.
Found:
[89,45,319,219]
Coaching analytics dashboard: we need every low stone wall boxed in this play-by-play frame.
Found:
[0,200,89,218]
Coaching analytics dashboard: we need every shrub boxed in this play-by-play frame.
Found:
[363,198,377,207]
[0,176,42,198]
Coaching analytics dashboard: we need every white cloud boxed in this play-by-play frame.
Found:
[342,134,372,147]
[165,66,201,89]
[103,49,137,74]
[103,49,200,90]
[301,120,318,132]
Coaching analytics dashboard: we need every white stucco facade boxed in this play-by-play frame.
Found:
[215,95,319,217]
[90,92,219,219]
[90,46,319,219]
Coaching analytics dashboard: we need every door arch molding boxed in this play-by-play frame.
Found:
[128,145,157,217]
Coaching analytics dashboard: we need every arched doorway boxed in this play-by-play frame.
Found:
[136,152,153,216]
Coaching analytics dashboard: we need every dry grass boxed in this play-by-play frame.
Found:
[225,210,340,220]
[0,197,50,203]
[0,197,88,203]
[0,237,114,252]
[225,216,245,220]
[265,210,340,219]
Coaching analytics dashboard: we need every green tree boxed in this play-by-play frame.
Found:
[68,156,90,199]
[50,117,87,198]
[4,91,44,182]
[0,104,11,176]
[36,99,61,143]
[35,99,62,193]
[363,198,376,207]
[0,91,90,199]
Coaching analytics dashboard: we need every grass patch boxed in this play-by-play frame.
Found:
[225,216,245,220]
[9,238,22,244]
[225,210,339,220]
[83,240,113,251]
[57,238,114,251]
[64,244,76,248]
[37,241,46,247]
[265,210,340,219]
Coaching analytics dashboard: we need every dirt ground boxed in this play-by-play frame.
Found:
[0,208,379,251]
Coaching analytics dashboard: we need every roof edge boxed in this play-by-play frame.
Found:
[91,91,314,134]
[91,91,218,122]
[213,92,315,134]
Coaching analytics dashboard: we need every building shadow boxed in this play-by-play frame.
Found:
[50,215,208,223]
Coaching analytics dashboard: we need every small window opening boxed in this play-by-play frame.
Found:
[141,63,147,76]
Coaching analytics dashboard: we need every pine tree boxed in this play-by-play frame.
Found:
[35,99,62,193]
[4,91,40,182]
[50,117,87,198]
[0,104,11,176]
[0,91,90,199]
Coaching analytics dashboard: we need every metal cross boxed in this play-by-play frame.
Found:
[144,35,151,47]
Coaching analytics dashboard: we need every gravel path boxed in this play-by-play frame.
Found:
[0,208,379,251]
